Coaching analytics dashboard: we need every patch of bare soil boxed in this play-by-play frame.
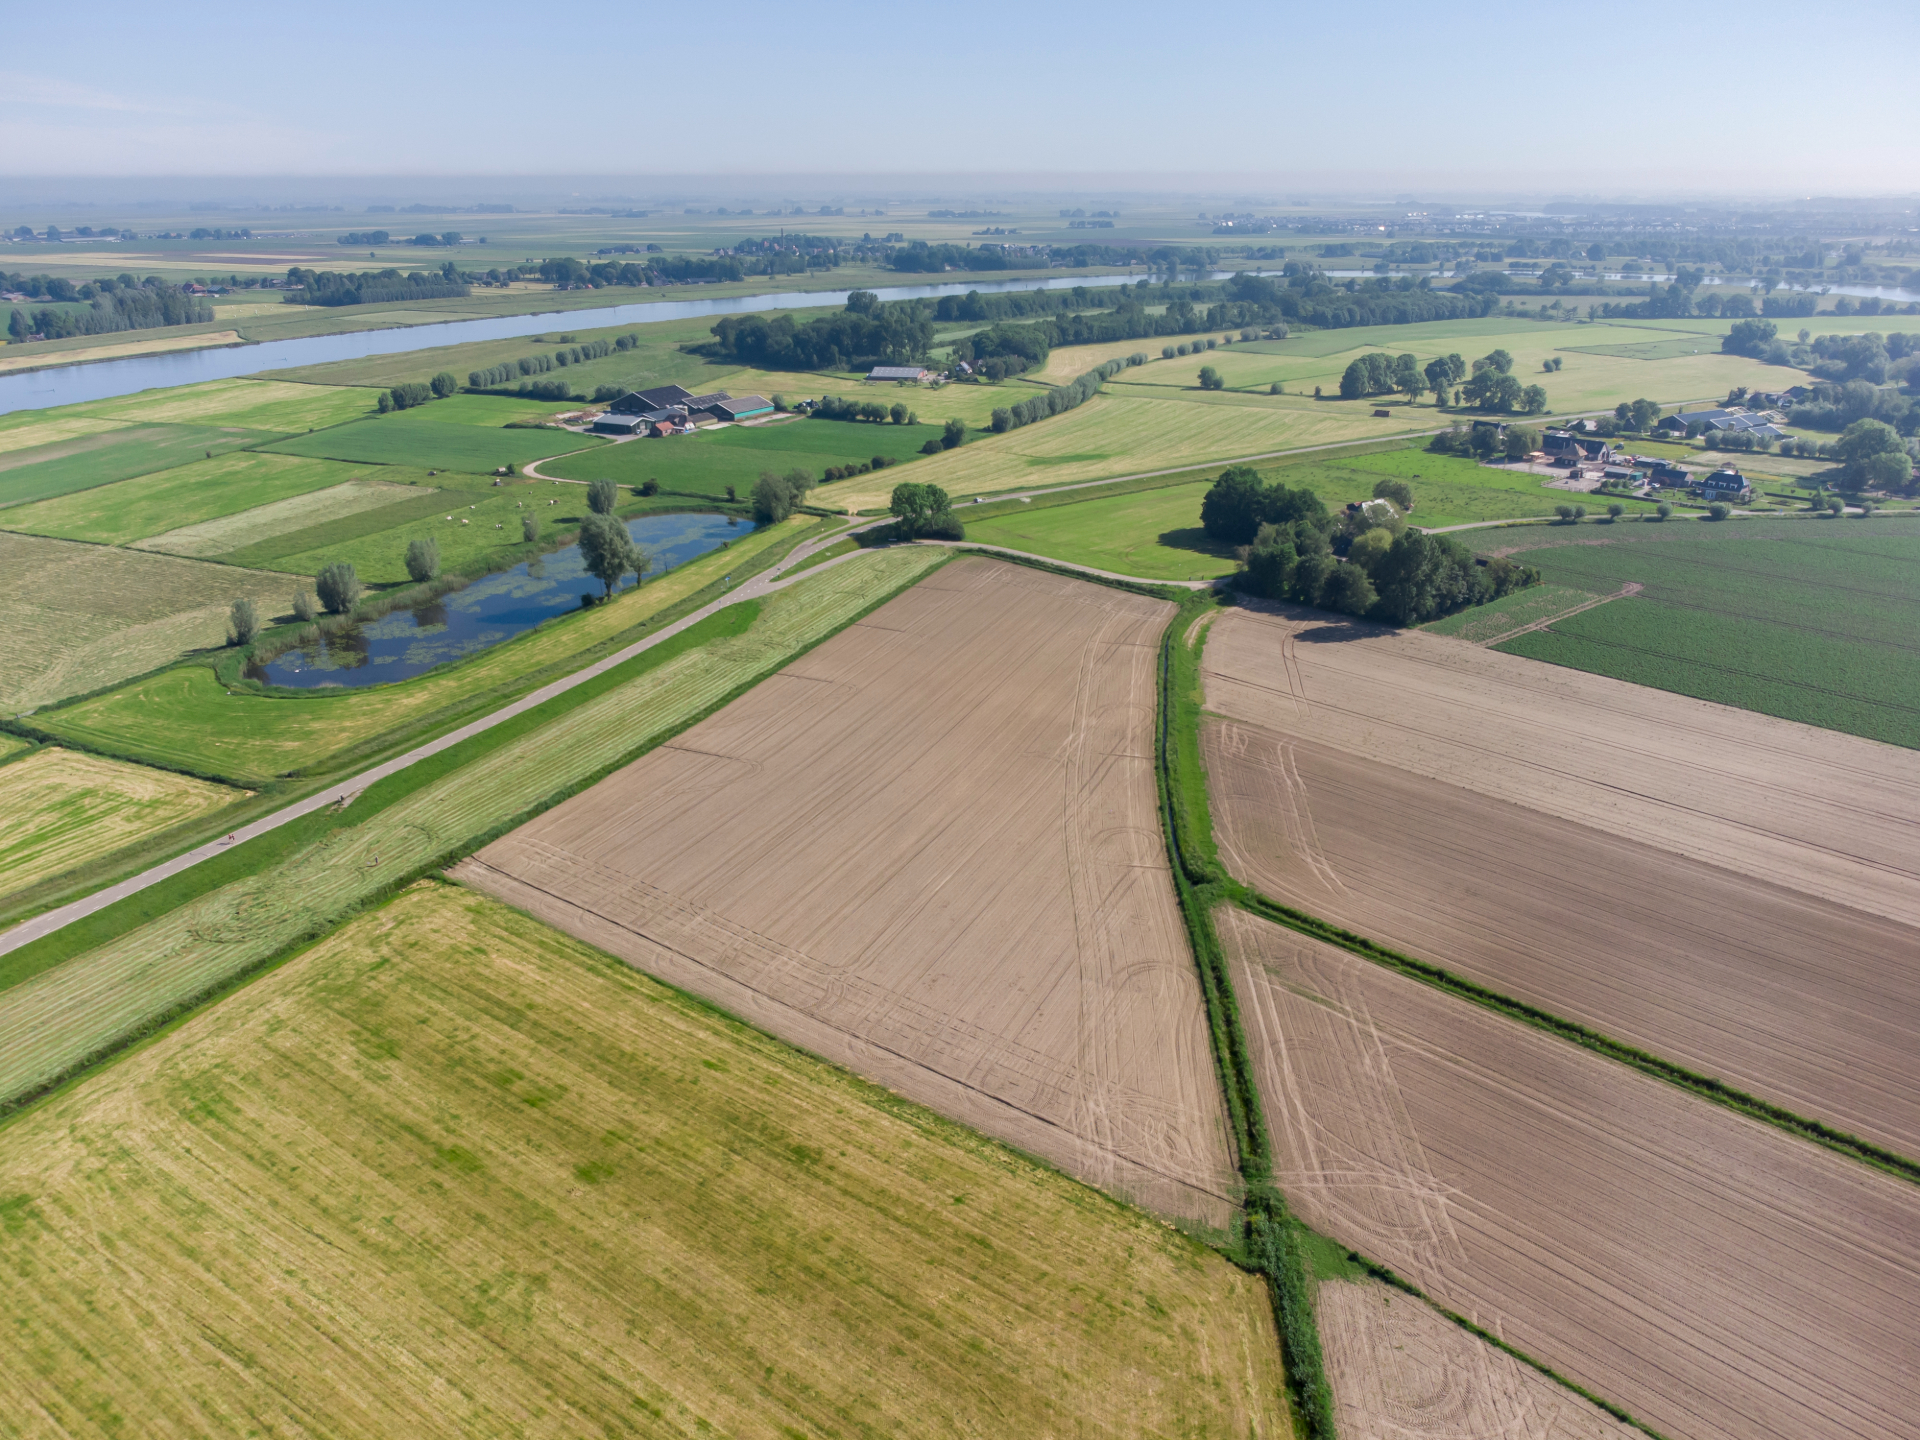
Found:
[457,557,1238,1224]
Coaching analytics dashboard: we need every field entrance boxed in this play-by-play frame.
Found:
[458,555,1239,1224]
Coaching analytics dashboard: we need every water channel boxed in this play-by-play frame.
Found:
[246,511,754,689]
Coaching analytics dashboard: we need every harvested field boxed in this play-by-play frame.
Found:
[138,478,428,557]
[0,748,241,902]
[1201,604,1920,931]
[1203,722,1920,1157]
[0,534,299,712]
[458,556,1239,1224]
[0,549,945,1110]
[1320,1281,1639,1440]
[81,376,374,432]
[0,883,1287,1439]
[1223,907,1920,1440]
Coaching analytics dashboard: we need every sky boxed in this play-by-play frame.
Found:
[3,0,1916,199]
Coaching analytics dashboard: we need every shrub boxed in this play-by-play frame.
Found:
[587,477,618,515]
[315,561,361,614]
[1655,502,1673,521]
[941,417,966,450]
[592,384,623,403]
[1269,382,1283,394]
[404,535,440,583]
[1127,353,1147,366]
[1708,501,1732,520]
[1606,502,1625,521]
[376,391,394,413]
[227,597,260,647]
[1573,504,1587,520]
[388,380,433,410]
[1198,365,1224,390]
[430,371,458,398]
[889,402,908,424]
[990,407,1012,433]
[292,589,316,622]
[1162,345,1176,359]
[521,512,538,542]
[920,439,942,455]
[1826,494,1845,515]
[638,478,660,497]
[724,485,736,502]
[1554,504,1577,522]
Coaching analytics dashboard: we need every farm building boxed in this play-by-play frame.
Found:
[1543,431,1615,465]
[868,366,931,382]
[709,395,775,421]
[590,413,647,435]
[1696,467,1753,500]
[607,385,695,415]
[1657,408,1785,440]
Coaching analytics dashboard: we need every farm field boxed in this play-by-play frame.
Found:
[0,451,433,547]
[1488,521,1920,748]
[964,481,1240,579]
[0,748,242,903]
[1200,604,1920,931]
[0,534,298,712]
[1320,1281,1638,1440]
[37,517,808,784]
[1223,906,1920,1440]
[263,410,606,473]
[0,882,1287,1439]
[0,548,946,1108]
[544,415,946,500]
[140,478,428,556]
[457,556,1239,1224]
[1203,722,1920,1157]
[819,392,1423,510]
[1421,583,1599,642]
[0,422,280,509]
[71,376,375,432]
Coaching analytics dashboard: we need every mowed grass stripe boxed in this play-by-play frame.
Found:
[0,548,944,1111]
[0,882,1286,1438]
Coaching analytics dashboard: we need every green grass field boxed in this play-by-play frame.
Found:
[0,547,944,1105]
[72,377,376,432]
[1493,519,1920,748]
[0,424,282,510]
[0,881,1283,1438]
[0,452,435,547]
[0,747,242,904]
[0,534,298,713]
[545,416,946,499]
[264,410,607,473]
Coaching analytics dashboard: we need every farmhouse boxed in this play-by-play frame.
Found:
[868,365,931,382]
[1543,431,1615,465]
[606,385,694,415]
[1696,467,1753,500]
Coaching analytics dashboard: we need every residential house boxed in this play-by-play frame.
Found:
[1696,467,1753,500]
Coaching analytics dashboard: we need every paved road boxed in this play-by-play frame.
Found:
[0,519,884,960]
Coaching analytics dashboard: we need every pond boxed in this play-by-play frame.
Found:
[246,511,753,689]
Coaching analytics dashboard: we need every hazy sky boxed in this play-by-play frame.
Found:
[3,0,1915,197]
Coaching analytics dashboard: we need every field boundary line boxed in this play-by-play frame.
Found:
[1473,581,1642,646]
[1228,887,1920,1185]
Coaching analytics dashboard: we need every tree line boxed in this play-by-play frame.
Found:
[1200,466,1538,624]
[704,290,935,370]
[283,266,470,306]
[6,276,212,340]
[990,359,1122,433]
[468,336,625,388]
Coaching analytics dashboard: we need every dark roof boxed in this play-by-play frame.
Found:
[608,385,694,415]
[590,414,645,432]
[682,392,734,412]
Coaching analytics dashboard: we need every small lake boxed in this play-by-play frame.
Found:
[0,269,1283,417]
[246,511,752,690]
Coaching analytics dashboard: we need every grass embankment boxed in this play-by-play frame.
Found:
[32,516,806,785]
[0,881,1285,1437]
[0,547,947,1117]
[1490,520,1920,749]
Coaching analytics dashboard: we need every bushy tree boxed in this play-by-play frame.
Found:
[1708,501,1732,520]
[315,561,361,614]
[1607,502,1625,521]
[1392,353,1423,404]
[638,479,660,496]
[1503,425,1541,459]
[890,402,908,424]
[1321,562,1378,616]
[404,535,440,583]
[587,477,618,515]
[889,481,961,539]
[1200,466,1329,546]
[941,417,966,450]
[1371,477,1415,512]
[577,512,639,596]
[430,371,458,398]
[752,471,795,523]
[1835,418,1905,488]
[227,597,261,646]
[292,589,317,622]
[1198,365,1224,390]
[1864,450,1911,491]
[1655,502,1673,521]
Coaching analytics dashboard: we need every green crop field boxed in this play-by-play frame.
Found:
[39,517,808,783]
[1421,583,1598,643]
[0,747,242,904]
[965,481,1240,580]
[144,480,433,558]
[0,546,944,1103]
[0,452,433,547]
[0,424,281,510]
[264,410,607,473]
[545,416,946,499]
[0,534,299,712]
[0,881,1283,1438]
[72,377,376,432]
[1493,519,1920,748]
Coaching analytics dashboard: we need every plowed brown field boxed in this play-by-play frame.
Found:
[1204,724,1920,1158]
[457,556,1238,1224]
[1202,603,1920,930]
[1320,1281,1639,1440]
[1224,908,1920,1440]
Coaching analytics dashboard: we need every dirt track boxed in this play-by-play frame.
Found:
[457,556,1238,1224]
[1204,723,1920,1158]
[1320,1280,1639,1440]
[1224,908,1920,1440]
[1202,603,1920,931]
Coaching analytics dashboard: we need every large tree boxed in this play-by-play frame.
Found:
[577,513,642,597]
[889,481,959,539]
